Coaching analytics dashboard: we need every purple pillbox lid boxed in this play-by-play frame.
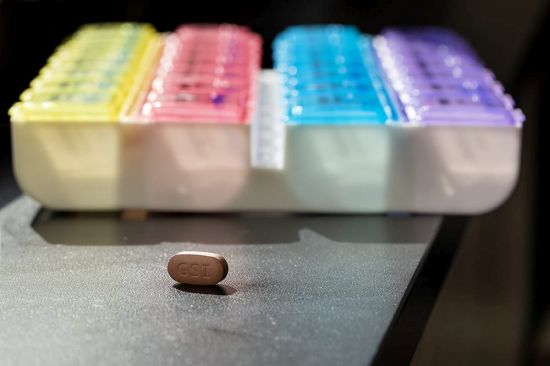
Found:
[377,27,524,126]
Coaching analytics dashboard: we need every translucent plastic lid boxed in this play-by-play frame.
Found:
[273,25,399,125]
[9,23,158,122]
[138,24,262,123]
[375,27,524,126]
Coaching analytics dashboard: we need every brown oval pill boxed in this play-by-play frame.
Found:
[167,251,228,285]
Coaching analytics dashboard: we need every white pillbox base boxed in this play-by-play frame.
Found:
[11,71,521,214]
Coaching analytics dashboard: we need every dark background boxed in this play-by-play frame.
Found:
[0,0,548,364]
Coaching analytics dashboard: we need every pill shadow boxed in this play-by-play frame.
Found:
[173,283,237,296]
[31,208,440,245]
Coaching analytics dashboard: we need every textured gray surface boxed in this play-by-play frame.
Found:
[0,196,439,366]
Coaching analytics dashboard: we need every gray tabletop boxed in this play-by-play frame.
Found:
[0,196,440,366]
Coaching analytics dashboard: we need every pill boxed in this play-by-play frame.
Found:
[167,251,228,285]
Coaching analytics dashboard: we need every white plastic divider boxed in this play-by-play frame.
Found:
[250,71,286,170]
